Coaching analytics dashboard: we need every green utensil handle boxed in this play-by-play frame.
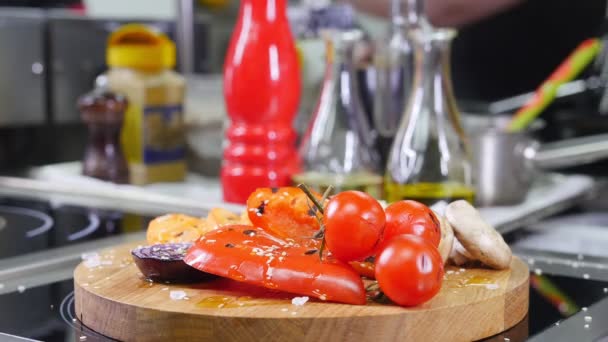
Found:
[508,38,602,132]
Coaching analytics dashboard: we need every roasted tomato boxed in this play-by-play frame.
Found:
[184,225,366,305]
[382,200,441,248]
[323,191,385,262]
[246,187,323,240]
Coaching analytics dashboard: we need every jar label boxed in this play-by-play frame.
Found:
[142,104,185,163]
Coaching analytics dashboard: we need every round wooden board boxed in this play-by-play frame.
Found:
[74,242,529,342]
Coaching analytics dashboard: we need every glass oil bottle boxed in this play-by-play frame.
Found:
[384,27,474,206]
[295,30,383,197]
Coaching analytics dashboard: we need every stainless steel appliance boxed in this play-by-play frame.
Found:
[0,8,47,126]
[467,115,608,206]
[47,11,175,124]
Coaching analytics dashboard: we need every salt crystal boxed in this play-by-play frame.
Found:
[81,252,98,260]
[291,296,309,306]
[0,283,4,290]
[291,311,297,315]
[583,274,590,279]
[555,322,560,326]
[162,288,169,291]
[582,307,588,312]
[72,318,77,323]
[281,308,289,312]
[83,254,101,268]
[534,268,543,276]
[50,305,54,309]
[459,268,465,272]
[485,284,499,290]
[528,258,535,265]
[170,291,187,300]
[504,338,510,342]
[604,288,608,293]
[446,270,454,275]
[584,324,590,329]
[17,285,26,293]
[80,336,87,341]
[584,316,592,323]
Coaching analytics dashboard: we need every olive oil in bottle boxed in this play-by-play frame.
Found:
[292,171,383,199]
[296,30,382,198]
[384,182,475,206]
[384,26,474,207]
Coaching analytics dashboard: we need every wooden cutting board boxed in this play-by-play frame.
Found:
[74,242,529,342]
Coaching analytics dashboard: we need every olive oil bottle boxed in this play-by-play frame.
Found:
[295,30,382,198]
[384,26,475,207]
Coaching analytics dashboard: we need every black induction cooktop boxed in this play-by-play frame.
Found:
[0,196,153,261]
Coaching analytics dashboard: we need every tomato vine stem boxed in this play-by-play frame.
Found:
[297,184,334,260]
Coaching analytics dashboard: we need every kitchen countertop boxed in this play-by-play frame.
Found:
[29,161,595,234]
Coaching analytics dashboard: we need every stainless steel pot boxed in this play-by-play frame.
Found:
[468,116,608,206]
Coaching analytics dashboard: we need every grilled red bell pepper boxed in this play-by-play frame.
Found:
[184,225,366,305]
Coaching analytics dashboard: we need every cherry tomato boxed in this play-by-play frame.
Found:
[375,235,444,307]
[185,225,366,305]
[246,187,323,240]
[382,200,441,248]
[323,191,385,262]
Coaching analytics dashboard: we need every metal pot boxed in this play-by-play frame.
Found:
[467,116,608,206]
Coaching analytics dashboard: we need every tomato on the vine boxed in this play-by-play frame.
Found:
[323,191,385,262]
[375,235,444,307]
[382,200,441,248]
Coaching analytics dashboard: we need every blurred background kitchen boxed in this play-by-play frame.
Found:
[0,0,605,195]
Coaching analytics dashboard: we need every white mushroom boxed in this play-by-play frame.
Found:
[449,238,473,266]
[435,213,454,265]
[445,200,512,270]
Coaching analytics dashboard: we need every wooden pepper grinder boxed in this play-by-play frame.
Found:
[79,89,130,184]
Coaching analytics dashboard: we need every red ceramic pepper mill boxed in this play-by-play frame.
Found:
[222,0,302,204]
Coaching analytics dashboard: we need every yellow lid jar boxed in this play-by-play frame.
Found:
[102,24,186,185]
